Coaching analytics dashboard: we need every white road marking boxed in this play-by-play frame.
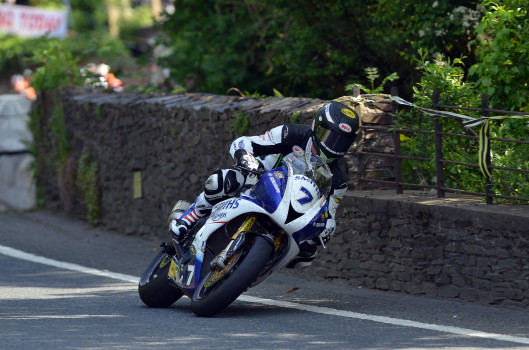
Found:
[2,244,529,345]
[0,245,138,283]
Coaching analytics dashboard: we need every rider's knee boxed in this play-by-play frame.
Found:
[203,168,245,205]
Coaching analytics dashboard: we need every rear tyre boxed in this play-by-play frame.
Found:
[190,235,273,317]
[138,251,183,308]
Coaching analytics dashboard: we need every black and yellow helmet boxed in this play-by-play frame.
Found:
[312,101,359,163]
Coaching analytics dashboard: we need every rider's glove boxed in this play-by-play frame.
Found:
[169,219,189,241]
[317,217,335,246]
[234,149,261,172]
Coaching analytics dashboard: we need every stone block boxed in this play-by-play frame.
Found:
[437,285,460,298]
[376,278,390,290]
[421,282,437,296]
[460,287,479,301]
[426,265,442,275]
[404,283,421,294]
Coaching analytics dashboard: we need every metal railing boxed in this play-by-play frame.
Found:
[353,86,529,204]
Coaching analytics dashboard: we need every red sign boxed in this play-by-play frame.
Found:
[0,4,67,38]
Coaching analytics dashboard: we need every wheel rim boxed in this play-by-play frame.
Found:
[195,249,244,300]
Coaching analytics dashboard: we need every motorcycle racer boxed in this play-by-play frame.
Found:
[169,101,359,268]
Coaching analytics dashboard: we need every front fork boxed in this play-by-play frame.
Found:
[210,215,258,269]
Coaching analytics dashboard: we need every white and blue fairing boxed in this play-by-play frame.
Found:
[201,151,332,244]
[176,151,332,292]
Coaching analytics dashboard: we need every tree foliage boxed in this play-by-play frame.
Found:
[396,46,529,202]
[158,0,481,99]
[470,0,529,112]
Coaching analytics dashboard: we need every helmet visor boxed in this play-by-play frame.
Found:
[315,126,355,157]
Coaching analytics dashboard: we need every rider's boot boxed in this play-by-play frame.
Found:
[287,240,318,269]
[169,193,212,242]
[169,166,245,243]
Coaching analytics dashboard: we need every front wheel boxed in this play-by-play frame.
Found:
[138,251,184,308]
[191,235,273,317]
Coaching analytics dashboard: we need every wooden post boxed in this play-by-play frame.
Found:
[107,0,120,38]
[151,0,163,21]
[433,89,445,198]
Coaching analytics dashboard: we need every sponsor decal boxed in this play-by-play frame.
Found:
[294,175,320,197]
[325,104,334,123]
[274,234,282,251]
[210,211,227,222]
[190,245,196,255]
[168,260,179,280]
[241,216,256,231]
[238,140,244,149]
[171,202,181,211]
[159,254,172,268]
[339,123,352,133]
[268,173,281,193]
[321,141,344,156]
[259,131,272,141]
[274,171,284,179]
[212,198,240,211]
[313,222,325,228]
[231,216,257,239]
[292,145,303,154]
[342,108,357,119]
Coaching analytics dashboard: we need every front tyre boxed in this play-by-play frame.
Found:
[138,251,183,308]
[191,235,273,317]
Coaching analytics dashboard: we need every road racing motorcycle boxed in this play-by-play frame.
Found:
[138,148,333,317]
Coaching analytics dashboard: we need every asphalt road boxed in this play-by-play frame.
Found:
[1,210,529,349]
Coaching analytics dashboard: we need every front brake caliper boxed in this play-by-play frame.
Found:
[210,233,246,269]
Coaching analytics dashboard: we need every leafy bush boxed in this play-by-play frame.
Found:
[231,112,250,136]
[29,39,84,92]
[346,67,399,95]
[470,0,529,112]
[157,0,481,99]
[395,51,481,191]
[77,152,101,226]
[396,50,529,202]
[0,35,50,79]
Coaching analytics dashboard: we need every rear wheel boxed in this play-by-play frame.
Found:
[138,251,183,308]
[191,235,273,317]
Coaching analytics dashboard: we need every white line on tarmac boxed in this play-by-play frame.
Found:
[2,244,529,346]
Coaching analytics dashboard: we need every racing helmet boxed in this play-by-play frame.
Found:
[312,101,359,163]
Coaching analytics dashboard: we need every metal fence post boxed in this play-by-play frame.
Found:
[432,89,446,198]
[482,93,493,204]
[391,87,403,194]
[353,85,365,190]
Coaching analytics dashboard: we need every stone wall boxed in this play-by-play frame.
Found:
[56,91,329,233]
[306,191,529,308]
[36,89,529,308]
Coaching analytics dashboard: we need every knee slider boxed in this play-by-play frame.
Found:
[223,169,245,196]
[204,169,245,204]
